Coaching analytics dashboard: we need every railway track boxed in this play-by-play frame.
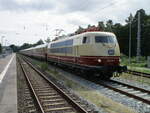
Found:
[95,79,150,105]
[20,55,150,108]
[17,56,88,113]
[17,58,40,113]
[127,69,150,78]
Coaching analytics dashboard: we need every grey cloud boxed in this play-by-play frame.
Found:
[67,19,86,26]
[0,0,115,13]
[0,0,55,11]
[59,0,114,13]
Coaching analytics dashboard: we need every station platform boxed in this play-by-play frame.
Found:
[0,54,17,113]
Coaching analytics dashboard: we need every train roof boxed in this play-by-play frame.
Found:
[20,44,47,52]
[34,44,47,49]
[49,31,115,44]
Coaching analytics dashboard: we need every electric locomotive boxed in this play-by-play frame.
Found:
[46,31,126,79]
[20,31,126,79]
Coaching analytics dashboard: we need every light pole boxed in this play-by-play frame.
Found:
[129,13,133,65]
[136,12,141,62]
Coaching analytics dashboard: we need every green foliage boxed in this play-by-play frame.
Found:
[9,44,19,52]
[45,37,51,43]
[9,39,44,52]
[32,39,44,47]
[120,54,147,67]
[40,63,48,71]
[19,43,32,50]
[113,9,150,56]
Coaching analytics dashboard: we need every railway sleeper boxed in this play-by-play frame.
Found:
[45,107,74,112]
[128,90,141,94]
[41,98,64,102]
[38,92,57,96]
[39,95,60,99]
[35,88,53,91]
[44,103,71,109]
[43,102,66,107]
[28,109,37,113]
[36,90,54,93]
[135,93,148,96]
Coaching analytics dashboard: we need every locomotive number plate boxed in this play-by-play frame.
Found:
[108,49,115,55]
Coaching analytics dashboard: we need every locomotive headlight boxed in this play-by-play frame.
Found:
[98,59,102,63]
[119,59,121,62]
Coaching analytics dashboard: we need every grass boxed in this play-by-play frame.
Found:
[121,54,147,67]
[118,73,150,85]
[120,54,150,74]
[128,66,150,74]
[40,63,48,71]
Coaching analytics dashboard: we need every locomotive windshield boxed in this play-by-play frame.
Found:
[95,36,116,43]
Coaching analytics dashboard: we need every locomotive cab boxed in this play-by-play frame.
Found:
[79,32,126,79]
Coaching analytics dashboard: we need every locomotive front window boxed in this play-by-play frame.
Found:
[83,37,90,44]
[95,36,116,43]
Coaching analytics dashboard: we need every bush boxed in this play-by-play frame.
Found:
[120,54,147,67]
[40,63,48,71]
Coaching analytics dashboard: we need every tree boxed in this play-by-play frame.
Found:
[36,39,44,45]
[75,26,84,34]
[98,21,105,30]
[87,24,92,28]
[19,43,32,50]
[125,13,134,24]
[9,44,19,52]
[45,37,51,43]
[105,20,113,32]
[32,39,44,47]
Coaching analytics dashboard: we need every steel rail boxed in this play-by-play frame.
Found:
[127,69,150,78]
[21,56,88,113]
[97,80,150,105]
[18,57,45,113]
[110,80,150,94]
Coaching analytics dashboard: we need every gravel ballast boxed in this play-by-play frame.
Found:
[46,64,150,113]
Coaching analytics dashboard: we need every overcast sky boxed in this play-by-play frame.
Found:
[0,0,150,46]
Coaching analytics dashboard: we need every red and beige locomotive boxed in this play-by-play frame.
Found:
[20,29,126,79]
